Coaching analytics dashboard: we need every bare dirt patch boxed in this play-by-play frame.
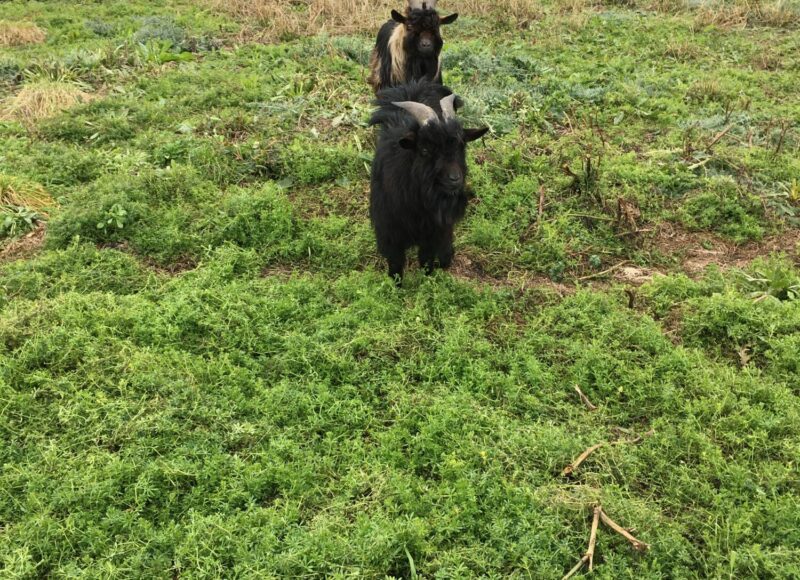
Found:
[648,223,800,275]
[0,223,46,264]
[450,254,575,295]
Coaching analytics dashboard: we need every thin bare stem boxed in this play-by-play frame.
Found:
[578,261,629,281]
[599,508,650,552]
[588,506,601,571]
[561,443,604,477]
[561,554,589,580]
[574,385,597,411]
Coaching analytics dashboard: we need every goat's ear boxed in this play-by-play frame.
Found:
[391,10,406,23]
[399,131,417,150]
[464,127,489,142]
[440,13,459,25]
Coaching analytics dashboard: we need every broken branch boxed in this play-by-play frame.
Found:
[588,505,601,571]
[561,443,604,477]
[561,555,589,580]
[562,505,602,579]
[707,124,733,150]
[562,429,653,477]
[574,385,597,411]
[599,508,650,552]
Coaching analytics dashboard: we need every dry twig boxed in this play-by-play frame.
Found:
[561,554,589,580]
[562,429,654,477]
[599,509,650,552]
[577,260,629,281]
[561,505,602,579]
[588,505,601,571]
[535,185,546,231]
[574,385,597,411]
[561,443,604,477]
[707,124,733,150]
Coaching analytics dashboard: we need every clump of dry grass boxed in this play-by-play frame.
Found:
[0,175,54,211]
[663,39,702,60]
[0,80,93,126]
[627,0,799,28]
[688,0,799,29]
[751,50,782,70]
[0,20,47,46]
[212,0,543,40]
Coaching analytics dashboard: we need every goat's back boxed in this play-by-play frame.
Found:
[370,81,461,132]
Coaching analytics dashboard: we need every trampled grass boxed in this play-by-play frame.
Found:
[0,0,799,577]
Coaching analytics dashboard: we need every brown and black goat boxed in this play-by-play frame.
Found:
[367,2,458,94]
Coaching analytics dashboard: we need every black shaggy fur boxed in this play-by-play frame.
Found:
[369,81,488,282]
[368,8,458,94]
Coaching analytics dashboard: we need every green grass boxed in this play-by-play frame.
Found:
[1,0,800,577]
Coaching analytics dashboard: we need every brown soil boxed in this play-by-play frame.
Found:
[647,223,800,276]
[449,254,576,296]
[0,223,46,264]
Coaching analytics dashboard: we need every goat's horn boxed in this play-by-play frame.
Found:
[439,94,457,122]
[393,101,439,126]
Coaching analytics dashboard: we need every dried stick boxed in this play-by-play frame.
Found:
[574,385,597,411]
[588,506,601,571]
[562,506,602,579]
[706,124,733,150]
[773,121,788,156]
[561,443,604,477]
[561,554,589,580]
[577,260,629,281]
[599,509,650,552]
[562,429,653,477]
[535,185,546,231]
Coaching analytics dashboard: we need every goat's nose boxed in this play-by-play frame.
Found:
[420,37,433,49]
[448,172,462,185]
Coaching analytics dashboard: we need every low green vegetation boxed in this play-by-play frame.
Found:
[1,0,799,577]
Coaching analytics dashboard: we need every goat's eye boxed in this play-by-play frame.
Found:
[420,147,430,156]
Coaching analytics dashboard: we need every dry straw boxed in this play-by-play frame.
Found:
[0,81,93,126]
[0,20,47,46]
[212,0,542,39]
[0,175,54,211]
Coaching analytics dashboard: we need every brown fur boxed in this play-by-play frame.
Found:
[368,50,382,91]
[388,24,407,85]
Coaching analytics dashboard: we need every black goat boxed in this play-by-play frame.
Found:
[369,81,488,282]
[367,4,458,94]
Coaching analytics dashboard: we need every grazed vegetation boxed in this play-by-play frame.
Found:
[1,0,799,577]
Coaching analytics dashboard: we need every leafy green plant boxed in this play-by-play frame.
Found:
[0,59,21,85]
[0,205,41,238]
[96,203,128,233]
[135,40,194,65]
[737,258,800,302]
